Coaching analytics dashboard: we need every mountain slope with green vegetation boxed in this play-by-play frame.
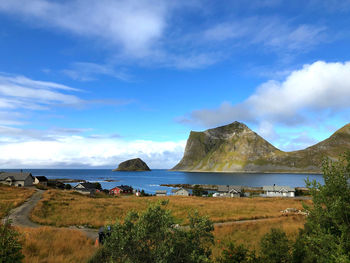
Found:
[172,122,350,173]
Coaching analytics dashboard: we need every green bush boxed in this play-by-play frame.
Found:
[90,201,214,263]
[217,242,259,263]
[0,218,24,263]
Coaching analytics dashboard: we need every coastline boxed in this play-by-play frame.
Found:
[169,169,322,175]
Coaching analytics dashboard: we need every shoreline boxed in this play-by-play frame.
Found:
[169,169,322,175]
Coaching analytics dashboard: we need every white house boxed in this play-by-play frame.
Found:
[172,188,190,196]
[263,185,295,197]
[0,172,34,187]
[217,185,242,197]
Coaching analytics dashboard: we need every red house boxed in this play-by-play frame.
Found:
[109,185,133,195]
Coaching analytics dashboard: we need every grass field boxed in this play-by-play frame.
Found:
[0,185,35,218]
[15,217,304,262]
[30,189,310,228]
[18,226,97,263]
[211,215,305,258]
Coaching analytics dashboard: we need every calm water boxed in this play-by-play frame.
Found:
[3,169,323,194]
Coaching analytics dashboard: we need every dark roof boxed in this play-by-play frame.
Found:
[0,172,33,181]
[35,176,48,182]
[74,182,97,189]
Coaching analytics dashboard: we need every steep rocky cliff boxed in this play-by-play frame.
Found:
[172,122,350,173]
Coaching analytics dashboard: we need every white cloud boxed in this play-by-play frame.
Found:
[62,62,131,82]
[202,18,326,52]
[0,73,83,112]
[180,61,350,148]
[0,0,168,57]
[0,135,186,169]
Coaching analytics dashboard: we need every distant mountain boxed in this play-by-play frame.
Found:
[113,158,151,171]
[172,121,350,173]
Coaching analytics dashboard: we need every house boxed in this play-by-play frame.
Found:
[263,185,295,197]
[155,190,167,196]
[74,182,99,195]
[0,172,34,187]
[172,188,190,196]
[109,185,133,195]
[217,185,242,197]
[34,176,48,186]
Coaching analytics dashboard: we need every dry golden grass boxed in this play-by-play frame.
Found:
[18,226,97,263]
[31,189,310,228]
[212,215,306,258]
[0,185,35,218]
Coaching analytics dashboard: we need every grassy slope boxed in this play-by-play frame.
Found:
[18,226,97,263]
[0,185,35,218]
[173,122,350,172]
[30,190,310,228]
[212,215,305,258]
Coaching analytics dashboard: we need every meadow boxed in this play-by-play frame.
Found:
[212,215,305,258]
[30,189,310,228]
[0,185,35,218]
[18,226,97,263]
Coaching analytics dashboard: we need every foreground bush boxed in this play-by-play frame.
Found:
[89,201,214,263]
[0,219,24,263]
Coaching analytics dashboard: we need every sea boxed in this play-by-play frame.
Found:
[2,169,324,194]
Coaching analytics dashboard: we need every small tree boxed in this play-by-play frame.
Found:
[217,242,259,263]
[298,153,350,262]
[89,201,214,263]
[0,217,24,263]
[193,185,204,196]
[260,228,291,263]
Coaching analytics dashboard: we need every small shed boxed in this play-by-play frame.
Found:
[110,185,133,195]
[172,188,190,196]
[155,190,167,196]
[263,185,295,197]
[34,176,48,186]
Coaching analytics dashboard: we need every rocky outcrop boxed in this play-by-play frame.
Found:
[172,121,350,173]
[113,158,151,171]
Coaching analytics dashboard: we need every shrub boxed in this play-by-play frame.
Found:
[217,242,259,263]
[0,218,24,263]
[260,228,291,263]
[89,201,214,263]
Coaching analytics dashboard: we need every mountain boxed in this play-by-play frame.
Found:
[172,122,350,173]
[113,158,151,171]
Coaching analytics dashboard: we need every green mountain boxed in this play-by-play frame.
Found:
[172,122,350,173]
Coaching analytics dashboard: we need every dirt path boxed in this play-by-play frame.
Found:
[6,189,44,227]
[5,189,99,240]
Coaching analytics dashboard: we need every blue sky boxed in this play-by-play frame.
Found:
[1,0,350,168]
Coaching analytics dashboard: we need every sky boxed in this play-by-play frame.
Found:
[1,0,350,169]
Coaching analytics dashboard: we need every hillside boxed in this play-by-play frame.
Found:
[172,122,350,173]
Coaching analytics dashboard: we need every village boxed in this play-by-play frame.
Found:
[0,170,307,198]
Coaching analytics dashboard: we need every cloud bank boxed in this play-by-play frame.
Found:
[0,135,186,169]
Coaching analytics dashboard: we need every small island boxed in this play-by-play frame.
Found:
[113,158,151,171]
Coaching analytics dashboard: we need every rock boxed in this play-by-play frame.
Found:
[172,121,350,173]
[113,158,151,171]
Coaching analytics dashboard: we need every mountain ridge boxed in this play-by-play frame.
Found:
[172,122,350,173]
